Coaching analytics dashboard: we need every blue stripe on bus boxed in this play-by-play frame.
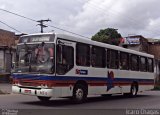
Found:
[12,74,154,83]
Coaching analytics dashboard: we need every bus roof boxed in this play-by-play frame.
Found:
[21,33,54,37]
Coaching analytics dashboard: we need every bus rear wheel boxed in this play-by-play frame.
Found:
[73,84,87,104]
[130,83,138,97]
[37,96,51,102]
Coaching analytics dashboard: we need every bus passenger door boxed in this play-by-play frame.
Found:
[56,39,75,75]
[55,38,75,97]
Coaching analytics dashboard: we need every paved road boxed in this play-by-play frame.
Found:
[0,84,160,115]
[0,90,160,109]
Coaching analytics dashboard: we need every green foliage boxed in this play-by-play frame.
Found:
[91,28,122,46]
[154,86,160,90]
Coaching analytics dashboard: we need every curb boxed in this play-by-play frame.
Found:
[0,90,10,95]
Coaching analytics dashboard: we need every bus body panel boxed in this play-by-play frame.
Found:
[12,33,155,100]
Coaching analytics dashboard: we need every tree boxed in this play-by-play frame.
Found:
[91,28,122,46]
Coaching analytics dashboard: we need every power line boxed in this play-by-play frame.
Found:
[0,20,22,33]
[46,24,90,39]
[81,0,160,37]
[0,8,90,39]
[0,8,36,22]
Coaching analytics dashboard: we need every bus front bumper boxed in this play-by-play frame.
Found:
[12,85,53,97]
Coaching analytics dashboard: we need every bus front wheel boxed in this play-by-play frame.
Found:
[37,96,51,102]
[73,84,87,103]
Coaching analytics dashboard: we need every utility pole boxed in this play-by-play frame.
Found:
[37,19,51,33]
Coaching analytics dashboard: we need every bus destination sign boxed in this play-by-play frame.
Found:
[19,35,54,43]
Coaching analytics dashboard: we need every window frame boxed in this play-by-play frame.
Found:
[76,42,90,67]
[130,54,139,71]
[119,52,129,70]
[148,58,154,72]
[139,56,147,72]
[56,44,74,75]
[107,49,119,69]
[91,46,106,68]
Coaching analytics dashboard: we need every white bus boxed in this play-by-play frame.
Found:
[12,33,154,103]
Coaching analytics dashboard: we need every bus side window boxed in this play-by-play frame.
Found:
[56,45,63,64]
[56,44,74,75]
[76,43,90,67]
[130,54,139,71]
[107,49,118,69]
[120,52,129,70]
[91,46,106,68]
[148,58,154,72]
[140,57,147,72]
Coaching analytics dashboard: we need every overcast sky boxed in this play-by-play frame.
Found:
[0,0,160,39]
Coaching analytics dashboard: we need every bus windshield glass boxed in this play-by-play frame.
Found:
[14,43,55,74]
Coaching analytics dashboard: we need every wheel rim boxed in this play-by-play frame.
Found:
[132,86,137,96]
[76,88,84,100]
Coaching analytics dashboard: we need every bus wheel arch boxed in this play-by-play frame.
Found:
[72,80,88,103]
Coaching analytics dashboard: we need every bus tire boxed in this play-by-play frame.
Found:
[37,96,51,102]
[130,83,138,97]
[73,84,87,104]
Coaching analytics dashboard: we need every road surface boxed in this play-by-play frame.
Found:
[0,84,160,115]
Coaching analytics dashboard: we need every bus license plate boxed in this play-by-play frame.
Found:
[24,89,31,94]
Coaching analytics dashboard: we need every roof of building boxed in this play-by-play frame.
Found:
[147,38,160,43]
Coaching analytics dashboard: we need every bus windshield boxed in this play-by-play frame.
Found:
[14,43,55,74]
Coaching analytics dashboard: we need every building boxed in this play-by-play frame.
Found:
[147,39,160,85]
[122,35,148,53]
[0,29,15,47]
[147,39,160,59]
[121,35,160,85]
[0,29,26,82]
[0,29,16,76]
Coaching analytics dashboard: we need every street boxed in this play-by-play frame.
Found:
[0,84,160,115]
[0,85,159,109]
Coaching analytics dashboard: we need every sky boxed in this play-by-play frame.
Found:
[0,0,160,39]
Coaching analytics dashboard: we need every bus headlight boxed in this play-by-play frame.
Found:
[41,83,48,88]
